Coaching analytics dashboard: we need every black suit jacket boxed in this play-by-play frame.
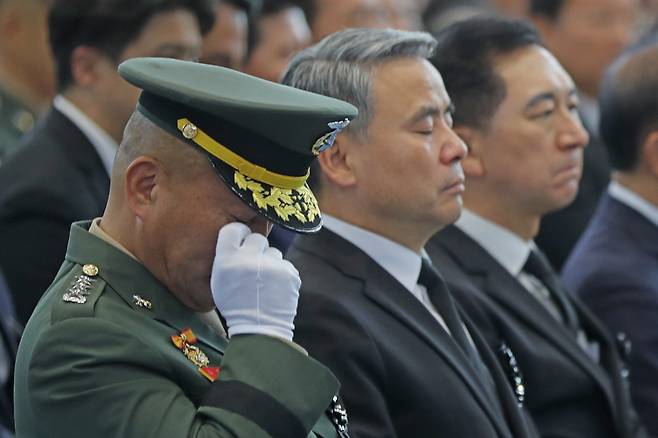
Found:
[427,225,646,438]
[0,270,20,435]
[289,229,539,438]
[535,117,611,271]
[563,193,658,437]
[0,109,109,324]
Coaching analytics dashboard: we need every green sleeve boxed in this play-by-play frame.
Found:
[26,318,339,438]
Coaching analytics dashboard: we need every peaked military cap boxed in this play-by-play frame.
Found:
[119,57,357,233]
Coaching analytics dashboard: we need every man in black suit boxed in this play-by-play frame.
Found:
[0,270,20,437]
[426,16,646,438]
[563,37,658,436]
[283,28,538,438]
[0,0,215,324]
[529,0,639,270]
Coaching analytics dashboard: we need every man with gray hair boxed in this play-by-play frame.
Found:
[284,28,539,438]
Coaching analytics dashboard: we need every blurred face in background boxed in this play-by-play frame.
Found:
[244,6,311,82]
[534,0,639,97]
[201,1,249,69]
[0,0,55,109]
[310,0,391,42]
[384,0,423,30]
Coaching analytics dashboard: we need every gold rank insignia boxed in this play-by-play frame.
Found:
[171,328,220,382]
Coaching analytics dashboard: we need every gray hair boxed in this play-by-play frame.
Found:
[282,28,437,140]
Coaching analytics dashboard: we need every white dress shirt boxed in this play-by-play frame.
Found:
[609,180,658,228]
[322,214,451,334]
[53,95,118,176]
[455,209,553,309]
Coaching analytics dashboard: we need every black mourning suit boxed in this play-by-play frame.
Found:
[0,109,110,324]
[426,225,646,438]
[289,228,539,438]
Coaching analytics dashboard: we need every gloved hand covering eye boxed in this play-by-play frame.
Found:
[211,222,301,342]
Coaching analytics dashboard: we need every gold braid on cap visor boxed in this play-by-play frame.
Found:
[176,118,309,190]
[176,118,320,225]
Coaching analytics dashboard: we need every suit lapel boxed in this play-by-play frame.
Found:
[431,226,618,417]
[296,229,513,438]
[46,109,111,212]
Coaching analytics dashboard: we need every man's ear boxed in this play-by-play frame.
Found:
[316,134,359,188]
[643,130,658,177]
[69,46,110,88]
[124,156,161,221]
[454,126,485,177]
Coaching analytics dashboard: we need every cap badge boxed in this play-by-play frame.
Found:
[182,123,198,139]
[311,118,351,155]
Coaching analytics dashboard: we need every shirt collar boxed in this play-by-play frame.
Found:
[455,209,533,276]
[322,214,422,293]
[608,181,658,228]
[53,95,118,176]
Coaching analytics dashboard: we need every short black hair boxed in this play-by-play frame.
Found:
[599,35,658,171]
[49,0,215,92]
[431,16,543,130]
[528,0,565,21]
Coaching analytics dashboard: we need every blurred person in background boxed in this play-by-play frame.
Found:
[0,0,54,165]
[563,36,658,437]
[423,0,490,33]
[0,270,19,438]
[243,0,311,82]
[201,0,256,70]
[384,0,423,30]
[0,0,214,325]
[529,0,640,271]
[297,0,392,42]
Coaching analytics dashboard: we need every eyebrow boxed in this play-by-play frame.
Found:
[525,88,579,110]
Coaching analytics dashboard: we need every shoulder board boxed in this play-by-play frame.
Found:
[51,263,107,322]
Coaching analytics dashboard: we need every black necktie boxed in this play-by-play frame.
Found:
[419,259,482,365]
[523,249,580,332]
[420,259,501,406]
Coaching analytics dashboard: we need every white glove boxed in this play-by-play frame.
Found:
[211,222,301,342]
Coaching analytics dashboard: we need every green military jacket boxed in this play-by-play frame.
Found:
[0,87,35,165]
[14,221,343,438]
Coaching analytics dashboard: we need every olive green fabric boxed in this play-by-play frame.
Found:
[0,87,36,166]
[14,221,341,438]
[118,57,357,233]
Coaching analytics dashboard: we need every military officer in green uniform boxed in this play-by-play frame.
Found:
[13,57,357,438]
[0,88,37,165]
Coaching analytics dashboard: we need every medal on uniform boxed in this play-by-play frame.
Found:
[171,328,220,382]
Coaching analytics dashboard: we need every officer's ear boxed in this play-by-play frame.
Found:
[69,46,110,88]
[643,130,658,177]
[454,126,485,178]
[124,156,162,221]
[316,132,358,188]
